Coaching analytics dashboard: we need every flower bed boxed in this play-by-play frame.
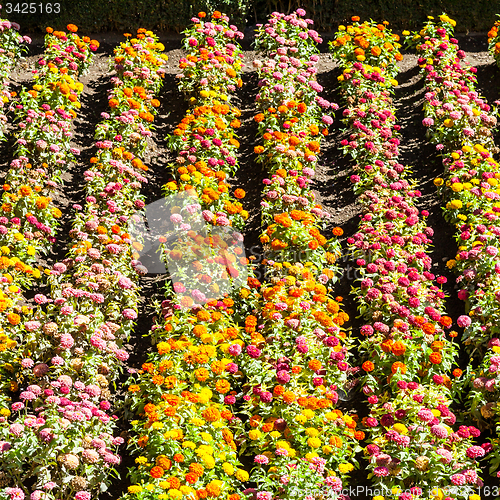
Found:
[413,13,500,482]
[488,17,500,67]
[123,12,255,500]
[0,16,29,140]
[0,25,97,408]
[237,10,361,500]
[332,17,484,498]
[0,29,166,499]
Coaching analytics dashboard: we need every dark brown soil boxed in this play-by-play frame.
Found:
[6,31,500,498]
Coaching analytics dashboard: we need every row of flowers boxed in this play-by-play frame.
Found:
[0,26,97,407]
[0,14,29,140]
[487,17,500,67]
[123,11,257,500]
[413,14,500,481]
[0,29,167,500]
[331,17,486,498]
[240,9,362,500]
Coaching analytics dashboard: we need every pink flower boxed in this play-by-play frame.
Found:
[466,446,485,459]
[256,492,272,500]
[431,424,448,439]
[5,488,24,500]
[254,455,269,464]
[122,308,137,320]
[60,334,74,349]
[75,492,91,500]
[457,315,471,328]
[9,423,23,437]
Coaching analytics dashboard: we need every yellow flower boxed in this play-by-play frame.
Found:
[128,485,143,494]
[190,417,205,427]
[393,423,408,435]
[222,462,234,475]
[434,178,444,186]
[235,468,249,481]
[307,437,321,448]
[446,260,456,269]
[201,454,216,469]
[305,427,319,437]
[135,456,147,465]
[339,463,354,473]
[249,429,261,440]
[448,200,462,210]
[270,431,281,439]
[302,409,314,419]
[295,414,307,424]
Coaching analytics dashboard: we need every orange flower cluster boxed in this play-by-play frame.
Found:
[488,19,500,64]
[329,18,402,77]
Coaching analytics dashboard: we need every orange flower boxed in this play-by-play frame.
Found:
[206,481,221,497]
[7,313,20,326]
[150,466,164,478]
[429,352,442,364]
[234,188,245,199]
[440,316,452,328]
[283,391,295,403]
[422,322,436,335]
[190,463,204,476]
[352,16,360,22]
[330,435,343,448]
[297,102,307,113]
[215,379,230,394]
[391,341,406,356]
[308,359,322,371]
[67,24,78,32]
[168,477,181,489]
[185,472,199,484]
[262,423,274,433]
[362,361,374,372]
[157,456,171,469]
[212,11,221,19]
[198,11,206,18]
[273,385,285,396]
[202,406,221,422]
[391,361,407,374]
[453,368,463,378]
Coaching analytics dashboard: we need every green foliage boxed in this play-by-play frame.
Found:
[4,0,498,32]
